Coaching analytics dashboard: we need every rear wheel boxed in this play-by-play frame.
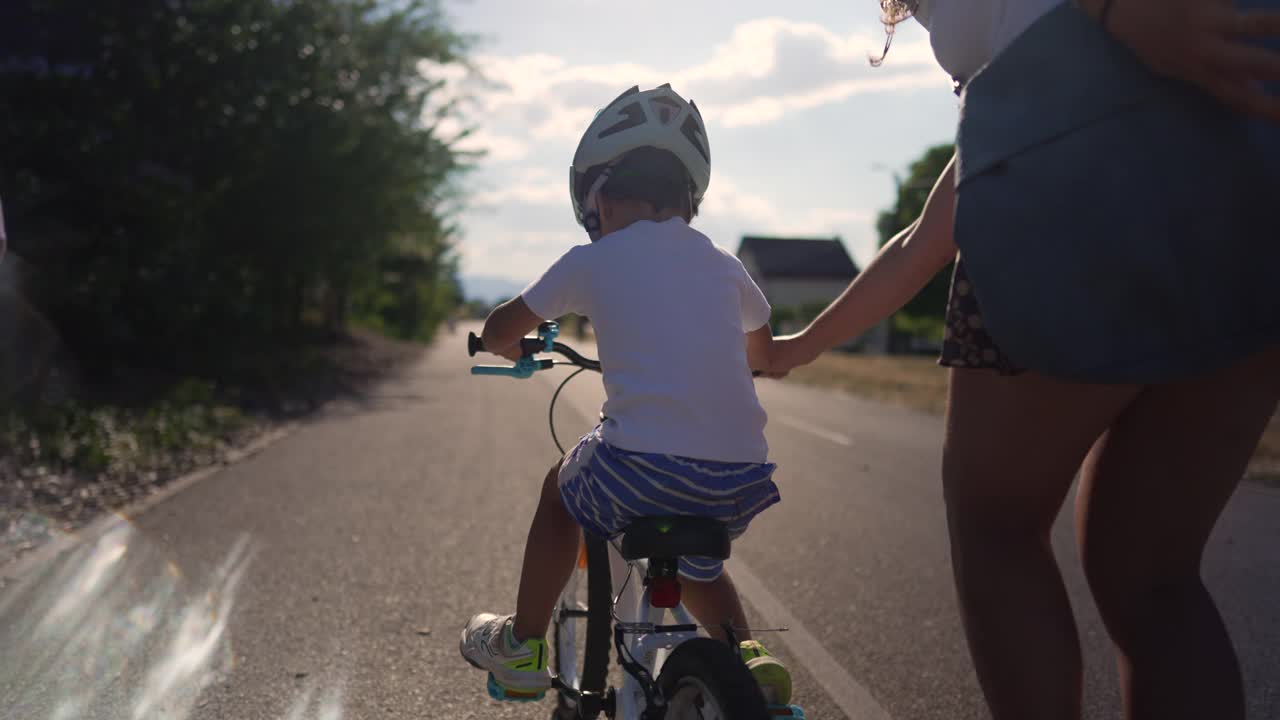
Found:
[552,535,612,718]
[657,638,770,720]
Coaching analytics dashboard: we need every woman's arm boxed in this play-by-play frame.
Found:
[773,154,959,371]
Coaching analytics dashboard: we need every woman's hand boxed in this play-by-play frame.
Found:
[771,332,824,375]
[1095,0,1280,122]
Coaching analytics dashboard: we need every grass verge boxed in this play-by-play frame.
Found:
[785,352,950,416]
[785,351,1279,487]
[1,380,260,564]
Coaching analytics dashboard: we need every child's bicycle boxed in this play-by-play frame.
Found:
[468,322,805,720]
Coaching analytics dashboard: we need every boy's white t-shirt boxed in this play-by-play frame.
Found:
[522,217,771,464]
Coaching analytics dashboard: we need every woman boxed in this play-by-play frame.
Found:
[773,1,1280,718]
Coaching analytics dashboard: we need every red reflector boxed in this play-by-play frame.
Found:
[650,576,681,608]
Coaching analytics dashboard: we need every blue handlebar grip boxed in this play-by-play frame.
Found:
[471,355,550,379]
[471,365,530,378]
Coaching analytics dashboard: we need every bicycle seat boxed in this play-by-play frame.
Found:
[619,517,731,561]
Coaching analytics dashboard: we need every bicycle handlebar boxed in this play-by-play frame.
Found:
[468,323,600,377]
[471,357,556,378]
[548,341,601,372]
[467,333,558,359]
[468,326,760,378]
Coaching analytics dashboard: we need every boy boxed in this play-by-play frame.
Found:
[459,85,791,706]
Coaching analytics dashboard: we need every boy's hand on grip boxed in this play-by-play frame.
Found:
[492,344,525,363]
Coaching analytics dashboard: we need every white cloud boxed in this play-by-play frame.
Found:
[679,17,931,86]
[476,168,563,206]
[530,105,596,143]
[700,175,787,230]
[461,228,579,279]
[465,129,531,162]
[445,12,952,281]
[434,116,532,162]
[717,69,946,128]
[459,171,883,281]
[699,174,878,264]
[431,17,945,145]
[704,175,873,232]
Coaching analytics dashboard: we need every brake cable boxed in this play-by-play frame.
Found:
[549,365,590,454]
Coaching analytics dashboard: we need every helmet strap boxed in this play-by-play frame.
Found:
[582,167,613,242]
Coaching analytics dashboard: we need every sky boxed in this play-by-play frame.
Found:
[434,0,959,299]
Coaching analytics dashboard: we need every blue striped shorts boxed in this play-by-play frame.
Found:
[557,426,780,582]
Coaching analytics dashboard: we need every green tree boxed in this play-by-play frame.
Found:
[875,143,955,344]
[1,0,473,382]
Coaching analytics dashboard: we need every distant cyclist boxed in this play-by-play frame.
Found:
[458,85,793,706]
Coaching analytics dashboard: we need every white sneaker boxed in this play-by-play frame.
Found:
[459,613,551,701]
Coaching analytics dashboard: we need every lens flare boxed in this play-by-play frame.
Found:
[0,516,252,719]
[2,514,350,719]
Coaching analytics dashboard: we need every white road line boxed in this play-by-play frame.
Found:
[775,414,853,447]
[728,558,894,720]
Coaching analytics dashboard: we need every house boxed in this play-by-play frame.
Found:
[737,236,858,309]
[736,235,888,352]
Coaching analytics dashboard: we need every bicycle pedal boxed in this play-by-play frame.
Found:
[768,705,806,718]
[485,674,546,702]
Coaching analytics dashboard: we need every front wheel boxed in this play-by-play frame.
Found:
[656,638,770,720]
[552,535,612,719]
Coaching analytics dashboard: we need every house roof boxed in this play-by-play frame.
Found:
[736,236,859,280]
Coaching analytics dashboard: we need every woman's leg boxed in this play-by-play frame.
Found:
[1076,347,1280,720]
[943,369,1140,720]
[512,460,581,642]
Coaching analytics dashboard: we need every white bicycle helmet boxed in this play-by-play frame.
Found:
[569,84,710,239]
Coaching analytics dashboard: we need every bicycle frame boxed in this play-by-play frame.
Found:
[554,537,708,719]
[604,543,704,718]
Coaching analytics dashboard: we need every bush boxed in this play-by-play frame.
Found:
[2,0,472,382]
[0,381,251,518]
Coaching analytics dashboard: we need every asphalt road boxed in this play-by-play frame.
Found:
[2,327,1277,719]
